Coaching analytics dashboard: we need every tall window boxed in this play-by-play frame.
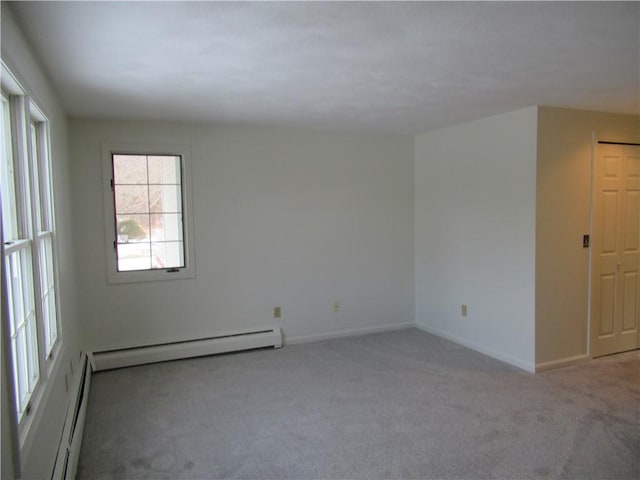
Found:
[1,90,59,423]
[102,144,194,284]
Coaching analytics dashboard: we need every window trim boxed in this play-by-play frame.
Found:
[102,143,196,284]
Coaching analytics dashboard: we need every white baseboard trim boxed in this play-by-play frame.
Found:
[535,354,590,373]
[284,322,414,345]
[416,322,536,373]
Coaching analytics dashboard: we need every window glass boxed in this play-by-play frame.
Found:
[112,154,185,272]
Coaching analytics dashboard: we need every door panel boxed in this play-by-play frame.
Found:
[601,191,618,253]
[598,274,615,336]
[625,191,639,250]
[622,272,637,331]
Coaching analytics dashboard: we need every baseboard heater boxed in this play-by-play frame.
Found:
[51,352,92,480]
[89,327,283,371]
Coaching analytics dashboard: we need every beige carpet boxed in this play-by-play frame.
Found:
[78,329,640,479]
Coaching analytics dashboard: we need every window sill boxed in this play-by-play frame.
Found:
[106,266,196,285]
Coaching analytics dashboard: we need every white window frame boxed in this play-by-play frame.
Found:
[102,143,196,284]
[1,68,61,434]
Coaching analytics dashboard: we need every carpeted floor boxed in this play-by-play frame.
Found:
[77,329,640,479]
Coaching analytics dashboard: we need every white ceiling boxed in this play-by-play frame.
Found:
[8,1,640,135]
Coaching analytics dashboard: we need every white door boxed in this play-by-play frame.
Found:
[591,143,640,357]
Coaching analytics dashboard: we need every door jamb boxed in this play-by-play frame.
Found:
[586,132,596,359]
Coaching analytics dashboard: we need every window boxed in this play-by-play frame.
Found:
[102,144,195,283]
[1,87,60,425]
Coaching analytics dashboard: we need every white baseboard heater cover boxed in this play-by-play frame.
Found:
[51,352,92,480]
[90,327,283,371]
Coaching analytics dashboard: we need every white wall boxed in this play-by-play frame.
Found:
[414,107,538,371]
[1,4,82,478]
[70,120,415,351]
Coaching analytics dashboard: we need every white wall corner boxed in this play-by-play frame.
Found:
[416,322,536,373]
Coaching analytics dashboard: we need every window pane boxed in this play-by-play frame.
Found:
[116,214,150,243]
[42,290,57,355]
[46,290,57,353]
[150,213,183,242]
[8,252,26,332]
[151,242,184,269]
[39,236,52,292]
[14,328,28,406]
[30,124,44,231]
[31,122,52,232]
[5,256,16,336]
[117,243,151,271]
[46,237,54,287]
[0,98,19,241]
[20,249,35,318]
[41,291,49,349]
[26,312,39,390]
[113,154,147,184]
[115,185,149,214]
[149,185,182,214]
[148,155,180,184]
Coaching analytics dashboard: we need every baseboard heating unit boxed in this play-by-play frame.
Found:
[89,327,283,371]
[51,352,92,480]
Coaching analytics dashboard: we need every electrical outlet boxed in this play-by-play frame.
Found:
[461,304,468,317]
[274,306,281,319]
[333,301,341,313]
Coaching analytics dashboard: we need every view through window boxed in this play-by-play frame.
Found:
[111,154,185,272]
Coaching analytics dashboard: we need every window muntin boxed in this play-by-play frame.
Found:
[112,154,185,272]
